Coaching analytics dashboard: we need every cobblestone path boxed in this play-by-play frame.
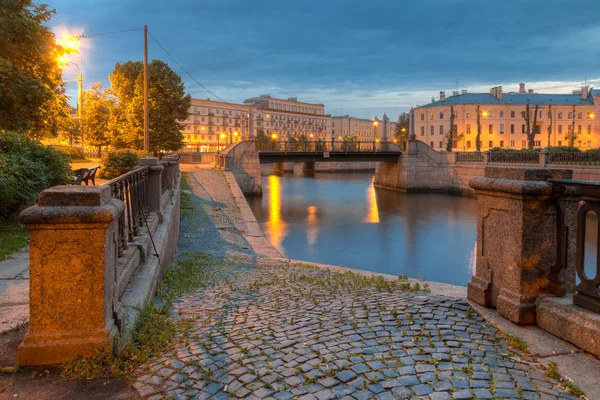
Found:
[135,170,580,400]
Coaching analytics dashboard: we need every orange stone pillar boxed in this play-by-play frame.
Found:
[17,185,124,365]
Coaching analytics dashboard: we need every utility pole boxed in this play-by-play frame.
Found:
[143,25,149,153]
[78,72,83,147]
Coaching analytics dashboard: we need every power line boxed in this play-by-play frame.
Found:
[76,27,144,39]
[147,31,249,113]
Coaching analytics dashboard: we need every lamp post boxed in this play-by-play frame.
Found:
[373,117,379,150]
[57,57,83,147]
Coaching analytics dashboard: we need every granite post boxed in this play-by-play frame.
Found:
[17,185,124,365]
[139,157,164,220]
[467,166,572,324]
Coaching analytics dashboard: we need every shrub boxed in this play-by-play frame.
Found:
[546,146,581,153]
[99,149,145,179]
[0,132,71,220]
[51,145,87,160]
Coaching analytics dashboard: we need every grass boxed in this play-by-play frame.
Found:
[544,362,586,398]
[545,361,561,380]
[502,332,528,352]
[0,218,28,260]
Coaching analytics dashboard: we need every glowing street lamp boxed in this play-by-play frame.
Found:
[57,55,83,147]
[271,133,278,140]
[482,111,489,117]
[217,133,226,153]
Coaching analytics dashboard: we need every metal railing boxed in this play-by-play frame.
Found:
[106,166,150,256]
[550,179,600,314]
[256,140,402,153]
[489,151,539,164]
[456,151,484,163]
[548,152,600,166]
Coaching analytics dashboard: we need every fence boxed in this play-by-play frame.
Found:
[548,152,600,166]
[256,140,402,153]
[456,151,484,163]
[488,151,539,164]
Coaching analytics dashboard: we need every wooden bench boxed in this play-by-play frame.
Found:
[73,165,100,185]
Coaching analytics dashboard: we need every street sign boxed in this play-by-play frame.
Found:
[323,151,330,159]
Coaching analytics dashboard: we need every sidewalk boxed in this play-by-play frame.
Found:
[0,250,29,333]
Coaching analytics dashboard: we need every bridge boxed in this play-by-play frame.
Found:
[256,140,402,163]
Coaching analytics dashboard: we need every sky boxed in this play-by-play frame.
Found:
[49,0,600,120]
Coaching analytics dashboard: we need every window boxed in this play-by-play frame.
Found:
[539,111,543,118]
[421,113,424,121]
[453,141,457,148]
[488,112,493,118]
[511,111,515,118]
[522,124,526,133]
[569,125,573,133]
[430,126,434,135]
[558,112,563,119]
[439,125,444,135]
[500,111,504,118]
[578,140,582,147]
[439,141,443,148]
[489,124,493,134]
[578,125,582,134]
[201,108,205,112]
[568,112,573,119]
[578,112,582,119]
[510,124,515,134]
[430,141,434,147]
[466,111,471,118]
[420,127,425,136]
[466,124,472,134]
[500,141,504,148]
[535,140,541,147]
[558,141,562,146]
[430,113,434,120]
[467,140,472,148]
[522,140,527,147]
[500,124,504,133]
[588,125,592,134]
[558,125,563,134]
[588,140,592,147]
[439,112,444,119]
[510,140,515,147]
[194,107,197,112]
[489,141,493,148]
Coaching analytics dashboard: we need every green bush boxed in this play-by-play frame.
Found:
[0,132,71,220]
[546,146,581,153]
[99,149,145,179]
[51,145,87,160]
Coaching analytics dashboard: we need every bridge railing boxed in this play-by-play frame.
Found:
[256,140,401,153]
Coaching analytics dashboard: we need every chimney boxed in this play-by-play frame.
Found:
[528,89,534,94]
[452,91,459,96]
[496,86,502,100]
[440,91,446,101]
[581,86,589,100]
[519,83,526,93]
[461,90,468,95]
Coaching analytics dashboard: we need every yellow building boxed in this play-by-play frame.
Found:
[411,84,600,151]
[332,115,400,141]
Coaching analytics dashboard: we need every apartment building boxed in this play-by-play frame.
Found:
[332,115,399,141]
[411,84,600,151]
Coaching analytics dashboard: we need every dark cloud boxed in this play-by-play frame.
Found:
[50,0,600,118]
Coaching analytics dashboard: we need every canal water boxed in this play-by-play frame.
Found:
[246,172,478,286]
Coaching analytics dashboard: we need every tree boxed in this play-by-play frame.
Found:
[521,103,539,149]
[547,104,553,147]
[108,60,191,154]
[569,105,577,147]
[0,0,72,137]
[446,105,455,152]
[394,113,409,149]
[476,105,482,151]
[82,83,111,152]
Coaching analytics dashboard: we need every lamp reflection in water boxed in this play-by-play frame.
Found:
[306,205,320,246]
[266,175,287,251]
[364,181,380,223]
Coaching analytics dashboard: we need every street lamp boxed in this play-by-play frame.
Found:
[57,56,83,147]
[271,133,278,140]
[233,131,239,142]
[218,133,226,153]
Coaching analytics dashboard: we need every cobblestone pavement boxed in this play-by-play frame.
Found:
[134,170,580,400]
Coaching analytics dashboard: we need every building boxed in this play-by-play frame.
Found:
[181,99,251,152]
[332,115,400,141]
[411,84,600,151]
[243,95,331,139]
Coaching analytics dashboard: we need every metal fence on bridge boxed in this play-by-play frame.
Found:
[256,140,402,153]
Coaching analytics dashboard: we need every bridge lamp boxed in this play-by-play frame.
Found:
[376,139,380,143]
[373,117,379,127]
[271,133,278,140]
[482,111,489,117]
[310,133,314,138]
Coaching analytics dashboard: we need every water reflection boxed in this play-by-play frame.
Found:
[247,172,478,286]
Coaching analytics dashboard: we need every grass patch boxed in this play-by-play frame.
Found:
[157,252,222,301]
[544,362,586,398]
[503,332,528,352]
[545,361,561,380]
[180,173,193,216]
[0,218,28,260]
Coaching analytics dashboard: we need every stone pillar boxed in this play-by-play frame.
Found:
[18,186,124,365]
[467,166,572,324]
[139,157,164,221]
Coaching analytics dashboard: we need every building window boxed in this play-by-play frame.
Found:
[535,140,541,147]
[578,112,582,119]
[510,140,515,147]
[430,112,434,120]
[511,111,515,118]
[466,111,471,118]
[522,124,526,133]
[558,140,562,146]
[439,125,444,135]
[522,140,527,147]
[500,111,504,118]
[489,124,493,134]
[467,140,471,148]
[558,125,563,134]
[558,112,563,119]
[430,141,434,147]
[439,141,443,148]
[489,141,493,148]
[420,127,425,136]
[539,111,543,118]
[510,124,515,134]
[588,125,592,134]
[466,124,471,134]
[568,125,573,133]
[500,140,504,148]
[568,112,573,119]
[500,124,504,133]
[578,125,582,134]
[439,112,444,119]
[430,126,434,135]
[488,112,493,118]
[421,113,424,121]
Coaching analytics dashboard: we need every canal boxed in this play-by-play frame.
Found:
[246,172,478,286]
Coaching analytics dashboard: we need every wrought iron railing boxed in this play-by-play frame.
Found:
[256,140,402,153]
[456,151,484,163]
[106,166,150,256]
[548,152,600,166]
[489,151,539,164]
[550,179,600,313]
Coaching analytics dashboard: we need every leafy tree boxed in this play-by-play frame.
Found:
[521,103,539,149]
[108,60,191,154]
[446,106,455,152]
[81,83,111,152]
[0,0,71,137]
[475,105,482,151]
[394,113,409,148]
